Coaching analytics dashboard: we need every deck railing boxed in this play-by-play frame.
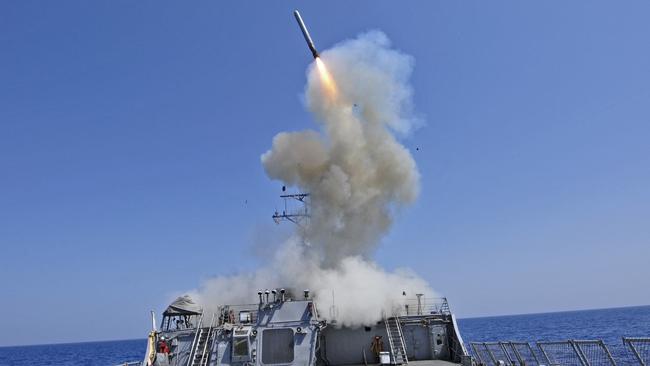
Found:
[470,338,645,366]
[397,297,452,317]
[623,338,650,366]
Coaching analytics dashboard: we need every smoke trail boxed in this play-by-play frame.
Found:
[189,31,433,326]
[263,30,421,266]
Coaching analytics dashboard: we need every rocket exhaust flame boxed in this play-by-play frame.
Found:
[188,26,430,327]
[315,57,337,99]
[294,10,336,97]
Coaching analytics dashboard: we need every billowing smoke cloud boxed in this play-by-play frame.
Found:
[189,31,433,327]
[263,31,421,265]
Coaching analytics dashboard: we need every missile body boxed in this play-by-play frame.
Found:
[293,10,319,59]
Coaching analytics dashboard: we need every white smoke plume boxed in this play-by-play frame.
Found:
[189,31,433,327]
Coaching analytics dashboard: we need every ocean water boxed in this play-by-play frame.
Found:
[0,305,647,365]
[0,339,145,366]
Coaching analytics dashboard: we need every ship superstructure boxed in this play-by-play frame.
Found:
[138,291,470,366]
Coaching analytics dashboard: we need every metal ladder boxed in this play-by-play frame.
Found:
[385,316,409,365]
[187,314,216,366]
[440,297,450,314]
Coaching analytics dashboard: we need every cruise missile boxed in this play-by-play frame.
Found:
[293,10,319,59]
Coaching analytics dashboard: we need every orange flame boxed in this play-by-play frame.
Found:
[315,57,337,98]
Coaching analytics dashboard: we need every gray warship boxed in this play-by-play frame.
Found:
[120,294,650,366]
[133,291,468,366]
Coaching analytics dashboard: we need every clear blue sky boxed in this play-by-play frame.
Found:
[1,1,649,346]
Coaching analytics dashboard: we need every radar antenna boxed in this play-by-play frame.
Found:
[272,192,310,227]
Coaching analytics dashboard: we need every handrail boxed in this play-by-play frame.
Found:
[399,297,452,316]
[185,313,204,366]
[573,340,617,366]
[394,315,409,364]
[470,339,620,366]
[623,337,649,366]
[383,317,396,363]
[198,313,216,366]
